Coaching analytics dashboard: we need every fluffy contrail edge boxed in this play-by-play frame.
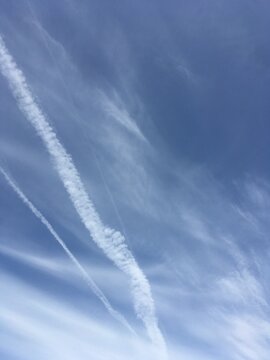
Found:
[0,167,135,334]
[0,36,167,358]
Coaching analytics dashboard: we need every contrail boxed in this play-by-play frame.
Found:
[0,167,135,335]
[0,36,167,358]
[24,13,132,249]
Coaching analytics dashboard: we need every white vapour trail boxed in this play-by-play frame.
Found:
[0,36,167,358]
[0,167,135,335]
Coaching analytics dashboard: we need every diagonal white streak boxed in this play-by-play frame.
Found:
[0,167,135,335]
[0,36,167,358]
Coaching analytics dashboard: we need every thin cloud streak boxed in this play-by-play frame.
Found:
[0,35,167,358]
[98,90,147,142]
[0,167,135,334]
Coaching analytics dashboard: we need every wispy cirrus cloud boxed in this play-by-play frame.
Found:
[0,272,156,360]
[98,90,147,142]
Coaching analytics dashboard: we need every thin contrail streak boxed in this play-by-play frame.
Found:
[0,167,135,335]
[0,35,167,358]
[24,8,132,249]
[92,149,132,247]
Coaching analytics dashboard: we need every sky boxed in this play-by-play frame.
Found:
[1,1,270,359]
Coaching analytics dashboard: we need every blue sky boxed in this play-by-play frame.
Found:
[1,1,270,359]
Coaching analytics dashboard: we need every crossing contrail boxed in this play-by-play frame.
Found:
[0,167,135,334]
[0,35,167,359]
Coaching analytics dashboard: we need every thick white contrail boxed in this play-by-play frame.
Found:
[0,36,167,358]
[0,167,135,335]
